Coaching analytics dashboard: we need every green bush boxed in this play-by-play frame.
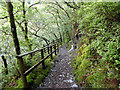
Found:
[73,2,120,88]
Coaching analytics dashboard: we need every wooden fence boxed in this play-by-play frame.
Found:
[1,32,81,88]
[16,38,62,87]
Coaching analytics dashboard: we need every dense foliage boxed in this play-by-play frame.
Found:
[0,1,72,88]
[72,2,120,88]
[0,1,120,88]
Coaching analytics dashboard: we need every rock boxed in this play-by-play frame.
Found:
[64,79,73,83]
[71,84,78,88]
[51,61,54,64]
[38,43,79,88]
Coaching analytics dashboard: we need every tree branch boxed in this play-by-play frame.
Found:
[15,19,25,32]
[72,1,81,8]
[47,5,62,19]
[31,33,50,45]
[0,10,19,19]
[1,30,12,36]
[49,1,70,19]
[29,2,41,8]
[64,1,77,9]
[55,1,70,18]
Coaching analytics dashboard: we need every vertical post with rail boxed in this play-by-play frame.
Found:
[60,37,62,45]
[41,49,45,69]
[43,44,46,53]
[47,44,50,54]
[53,40,57,55]
[57,39,59,53]
[1,55,8,75]
[55,43,57,55]
[50,45,53,59]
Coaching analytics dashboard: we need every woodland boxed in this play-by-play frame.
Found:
[0,0,120,88]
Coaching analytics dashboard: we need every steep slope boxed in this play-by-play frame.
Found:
[72,2,120,88]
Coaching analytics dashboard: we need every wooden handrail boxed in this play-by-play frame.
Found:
[23,35,76,76]
[16,43,57,58]
[16,39,61,76]
[24,49,57,76]
[12,32,79,88]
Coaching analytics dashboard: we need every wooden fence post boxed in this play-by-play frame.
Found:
[53,40,57,55]
[1,55,8,75]
[43,44,46,53]
[55,44,57,55]
[57,39,59,53]
[47,44,50,54]
[60,37,62,45]
[50,45,53,59]
[41,49,46,69]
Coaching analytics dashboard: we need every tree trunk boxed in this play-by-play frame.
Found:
[72,22,79,38]
[6,1,27,88]
[23,0,32,54]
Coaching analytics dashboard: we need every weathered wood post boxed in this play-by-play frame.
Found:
[47,44,50,54]
[1,55,8,75]
[41,48,45,69]
[55,42,57,55]
[50,45,53,59]
[60,37,62,45]
[53,40,57,55]
[43,44,46,53]
[57,39,59,53]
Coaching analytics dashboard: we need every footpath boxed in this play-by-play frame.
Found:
[38,43,79,88]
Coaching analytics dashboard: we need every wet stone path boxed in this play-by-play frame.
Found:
[38,43,79,88]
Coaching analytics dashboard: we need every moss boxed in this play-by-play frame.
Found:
[72,34,119,88]
[66,40,72,50]
[14,56,55,88]
[52,55,56,60]
[72,42,91,86]
[33,74,44,87]
[15,79,23,88]
[27,73,35,84]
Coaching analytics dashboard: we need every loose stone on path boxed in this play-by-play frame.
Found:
[37,43,79,88]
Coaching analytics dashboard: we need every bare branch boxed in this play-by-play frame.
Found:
[1,30,12,36]
[0,16,8,19]
[15,19,25,32]
[49,1,70,19]
[0,10,19,19]
[72,1,80,8]
[55,1,70,18]
[29,2,41,8]
[47,5,62,19]
[30,31,50,45]
[64,1,77,9]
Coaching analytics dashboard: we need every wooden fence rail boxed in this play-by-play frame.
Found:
[0,31,80,88]
[16,38,62,87]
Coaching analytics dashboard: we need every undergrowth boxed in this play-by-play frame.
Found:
[3,55,56,88]
[72,2,120,88]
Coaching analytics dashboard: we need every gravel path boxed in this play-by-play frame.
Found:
[38,43,79,88]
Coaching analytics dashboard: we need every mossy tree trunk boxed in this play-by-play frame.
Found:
[22,0,32,53]
[6,1,27,88]
[72,22,79,38]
